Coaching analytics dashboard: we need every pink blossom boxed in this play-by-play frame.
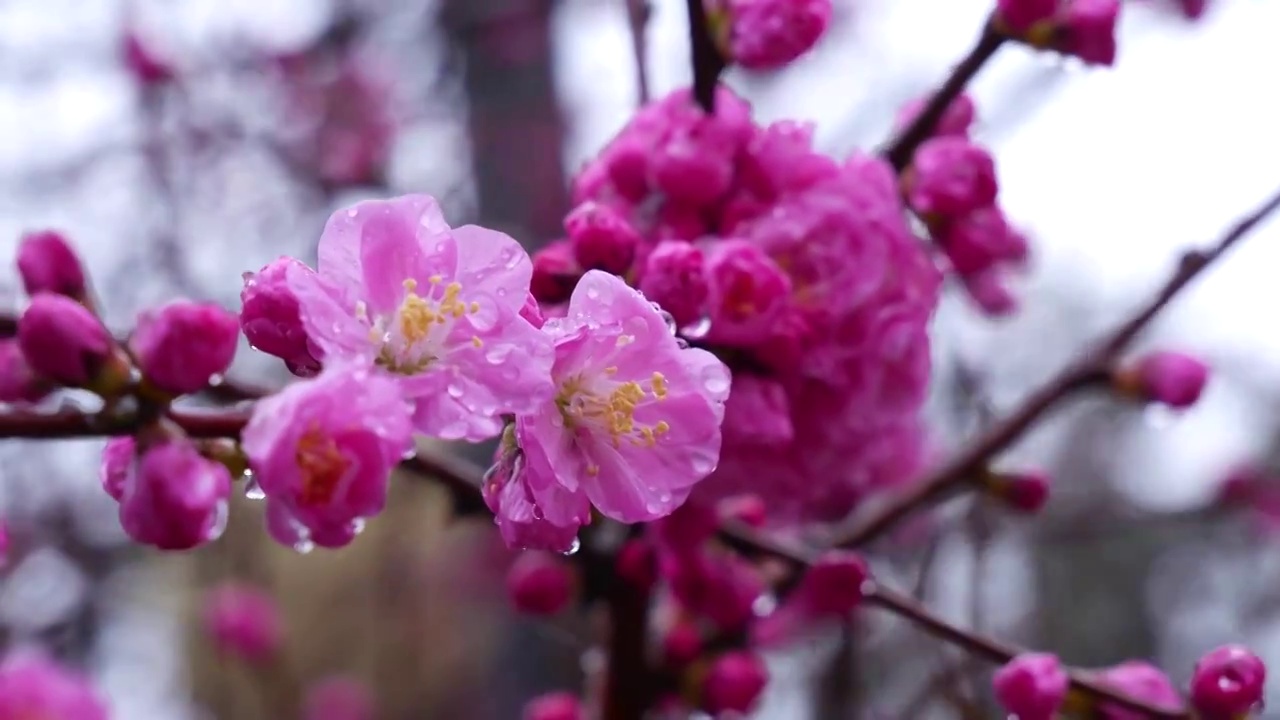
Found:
[615,538,657,590]
[985,469,1052,513]
[997,0,1058,31]
[907,137,999,217]
[123,33,173,85]
[703,651,769,714]
[100,436,135,501]
[282,57,396,187]
[963,269,1020,316]
[506,551,575,615]
[241,363,413,550]
[704,240,792,346]
[721,0,833,70]
[754,550,868,645]
[131,300,239,395]
[17,293,112,387]
[992,653,1069,720]
[288,195,554,441]
[17,230,87,300]
[202,582,284,662]
[0,339,52,403]
[936,205,1028,276]
[0,654,109,720]
[1178,0,1208,19]
[530,241,582,305]
[736,121,840,201]
[1190,645,1266,719]
[1057,0,1121,66]
[241,257,323,377]
[483,438,587,553]
[523,692,583,720]
[1096,661,1183,720]
[303,676,374,720]
[722,375,793,445]
[663,620,703,667]
[514,270,729,526]
[115,438,232,551]
[894,93,978,138]
[638,241,707,328]
[565,202,640,273]
[1121,351,1209,409]
[665,551,762,631]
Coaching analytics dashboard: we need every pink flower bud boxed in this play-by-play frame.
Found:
[530,241,582,305]
[1178,0,1208,19]
[118,440,231,550]
[17,293,112,387]
[895,94,977,138]
[997,0,1058,32]
[616,538,657,590]
[16,230,87,300]
[123,33,173,85]
[1097,661,1182,720]
[722,0,833,70]
[794,550,869,616]
[202,582,284,662]
[131,300,239,395]
[1190,645,1266,719]
[907,137,999,217]
[703,651,769,714]
[651,501,719,552]
[1056,0,1120,67]
[704,239,792,345]
[0,654,109,720]
[303,676,374,720]
[663,620,703,667]
[100,437,136,501]
[936,205,1028,276]
[0,339,52,403]
[986,470,1052,514]
[565,202,640,274]
[963,270,1019,317]
[240,257,322,378]
[506,551,575,616]
[1117,351,1209,409]
[668,553,762,632]
[639,241,707,328]
[992,653,1069,720]
[522,692,583,720]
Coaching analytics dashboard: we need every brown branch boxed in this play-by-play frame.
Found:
[685,0,725,112]
[830,185,1280,548]
[881,18,1004,172]
[625,0,652,107]
[601,552,654,720]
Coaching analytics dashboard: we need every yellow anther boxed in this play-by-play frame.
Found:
[469,301,481,314]
[429,275,443,284]
[355,300,369,322]
[472,336,483,348]
[604,366,618,375]
[403,278,418,292]
[650,372,668,399]
[616,334,635,347]
[586,464,600,477]
[398,293,437,343]
[654,421,670,435]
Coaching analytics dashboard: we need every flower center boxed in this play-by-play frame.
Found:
[295,426,350,507]
[372,276,482,374]
[556,368,671,471]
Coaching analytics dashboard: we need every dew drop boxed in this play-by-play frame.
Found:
[585,286,600,300]
[293,538,315,554]
[682,316,712,339]
[497,287,508,297]
[243,477,266,501]
[703,372,730,395]
[562,537,581,556]
[349,518,367,535]
[446,383,464,399]
[675,337,690,349]
[208,373,225,386]
[209,500,230,541]
[485,346,513,364]
[752,593,777,617]
[347,209,358,218]
[401,448,418,460]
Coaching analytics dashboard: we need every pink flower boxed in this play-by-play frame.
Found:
[303,676,374,720]
[0,654,109,720]
[754,550,868,646]
[963,269,1020,316]
[615,538,657,589]
[1118,351,1209,409]
[0,339,52,403]
[736,121,840,201]
[1178,0,1208,19]
[288,195,554,441]
[703,651,769,714]
[704,240,792,346]
[116,439,232,550]
[282,57,396,187]
[241,257,323,377]
[721,0,833,70]
[242,363,413,550]
[514,270,730,526]
[123,32,173,85]
[984,469,1052,513]
[483,438,587,553]
[1190,645,1266,719]
[663,620,703,667]
[16,230,87,300]
[506,551,576,615]
[722,375,793,445]
[530,241,582,306]
[523,692,582,720]
[992,653,1069,720]
[935,205,1028,276]
[997,0,1058,31]
[17,293,112,387]
[202,582,284,662]
[130,300,239,395]
[907,137,999,217]
[100,436,135,500]
[565,202,640,274]
[1057,0,1120,66]
[638,241,707,328]
[894,93,978,138]
[1096,661,1183,720]
[666,551,762,631]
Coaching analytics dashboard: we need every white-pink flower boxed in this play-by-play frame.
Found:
[288,195,555,441]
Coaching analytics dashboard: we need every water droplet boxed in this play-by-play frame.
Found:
[208,500,230,541]
[752,593,777,616]
[562,537,581,556]
[243,477,266,501]
[331,322,343,334]
[682,316,712,339]
[551,415,564,428]
[485,346,513,364]
[349,518,367,535]
[658,492,671,504]
[293,538,315,554]
[586,286,600,300]
[208,373,225,386]
[446,383,464,399]
[401,448,418,460]
[497,287,508,297]
[675,337,690,349]
[347,209,358,218]
[703,372,730,395]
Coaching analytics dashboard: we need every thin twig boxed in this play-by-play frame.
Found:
[684,0,725,112]
[830,185,1280,548]
[624,0,652,107]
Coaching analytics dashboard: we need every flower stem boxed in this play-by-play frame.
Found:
[881,17,1004,172]
[828,185,1280,548]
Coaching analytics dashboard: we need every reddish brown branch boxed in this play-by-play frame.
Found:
[685,0,725,112]
[830,185,1280,548]
[625,0,652,107]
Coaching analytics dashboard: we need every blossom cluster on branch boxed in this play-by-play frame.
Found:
[0,0,1271,718]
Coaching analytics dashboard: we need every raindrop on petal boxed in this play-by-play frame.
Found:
[562,537,581,556]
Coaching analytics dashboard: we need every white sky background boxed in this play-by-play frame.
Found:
[0,0,1275,717]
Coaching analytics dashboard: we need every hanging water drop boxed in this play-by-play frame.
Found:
[562,537,581,556]
[446,383,464,399]
[243,477,266,501]
[682,316,712,339]
[293,538,315,555]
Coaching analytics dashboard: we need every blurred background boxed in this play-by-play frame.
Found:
[0,0,1278,717]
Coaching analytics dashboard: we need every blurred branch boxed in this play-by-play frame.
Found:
[684,0,725,112]
[829,185,1280,548]
[625,0,652,107]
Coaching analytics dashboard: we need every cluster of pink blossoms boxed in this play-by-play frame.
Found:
[995,0,1122,66]
[534,86,942,523]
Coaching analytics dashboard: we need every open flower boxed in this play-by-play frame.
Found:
[513,271,730,528]
[242,362,413,550]
[287,195,555,441]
